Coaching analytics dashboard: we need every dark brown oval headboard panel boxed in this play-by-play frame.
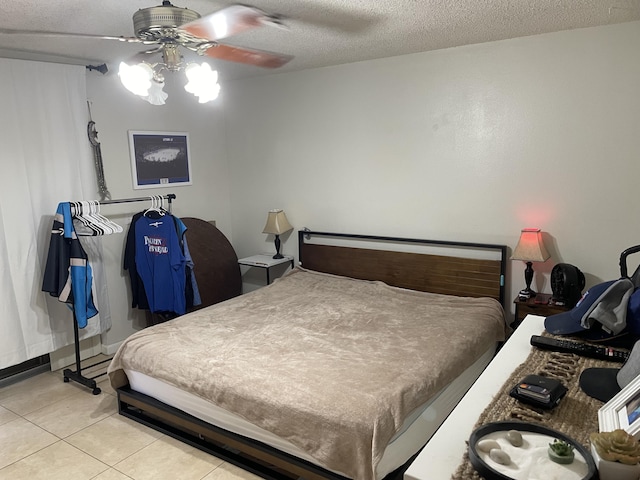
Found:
[181,218,241,309]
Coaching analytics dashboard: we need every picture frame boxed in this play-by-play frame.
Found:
[128,131,192,189]
[598,373,640,439]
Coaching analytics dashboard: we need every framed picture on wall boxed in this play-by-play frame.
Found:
[128,131,192,189]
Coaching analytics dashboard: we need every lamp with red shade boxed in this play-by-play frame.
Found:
[511,228,550,300]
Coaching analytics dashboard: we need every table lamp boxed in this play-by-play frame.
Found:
[511,228,550,299]
[262,209,293,259]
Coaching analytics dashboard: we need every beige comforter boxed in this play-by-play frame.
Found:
[109,267,506,480]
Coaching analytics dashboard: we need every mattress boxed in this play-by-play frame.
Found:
[123,345,495,479]
[109,268,506,479]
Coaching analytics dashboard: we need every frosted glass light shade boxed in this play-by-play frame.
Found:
[118,62,153,96]
[184,63,220,103]
[141,80,168,105]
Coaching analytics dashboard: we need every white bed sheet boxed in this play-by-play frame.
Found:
[124,344,496,479]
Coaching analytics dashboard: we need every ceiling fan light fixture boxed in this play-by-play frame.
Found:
[184,62,220,103]
[118,59,220,105]
[140,79,168,105]
[118,61,154,96]
[2,4,291,105]
[132,2,200,41]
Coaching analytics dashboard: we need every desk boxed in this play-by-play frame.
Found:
[404,315,546,479]
[237,254,295,285]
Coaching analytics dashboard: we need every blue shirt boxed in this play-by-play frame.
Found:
[134,215,187,314]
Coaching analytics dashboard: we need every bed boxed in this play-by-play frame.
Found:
[108,229,508,480]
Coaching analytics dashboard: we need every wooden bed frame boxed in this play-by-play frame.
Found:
[299,230,506,306]
[116,230,507,480]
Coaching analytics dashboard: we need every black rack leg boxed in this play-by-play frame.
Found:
[63,312,101,395]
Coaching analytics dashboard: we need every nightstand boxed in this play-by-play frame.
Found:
[513,293,570,328]
[237,254,295,285]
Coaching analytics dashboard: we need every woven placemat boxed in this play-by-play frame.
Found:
[451,338,622,479]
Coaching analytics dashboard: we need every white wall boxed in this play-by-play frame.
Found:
[36,19,640,353]
[224,21,640,319]
[85,72,231,348]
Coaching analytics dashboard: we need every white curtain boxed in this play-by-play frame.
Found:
[0,58,110,370]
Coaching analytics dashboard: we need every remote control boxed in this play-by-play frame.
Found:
[530,335,629,363]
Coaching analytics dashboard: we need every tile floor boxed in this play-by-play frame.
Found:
[0,355,260,480]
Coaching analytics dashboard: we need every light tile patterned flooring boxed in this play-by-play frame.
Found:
[0,355,260,480]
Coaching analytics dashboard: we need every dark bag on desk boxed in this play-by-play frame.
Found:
[509,374,567,410]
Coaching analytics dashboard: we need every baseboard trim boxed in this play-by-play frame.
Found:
[0,363,51,388]
[49,336,102,371]
[101,341,123,356]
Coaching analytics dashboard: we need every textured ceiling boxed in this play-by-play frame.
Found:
[0,0,638,80]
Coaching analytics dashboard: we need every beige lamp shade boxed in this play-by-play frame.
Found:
[511,228,550,299]
[511,228,550,262]
[262,209,293,235]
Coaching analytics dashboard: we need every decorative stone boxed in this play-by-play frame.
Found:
[477,439,501,453]
[489,448,511,465]
[506,430,523,447]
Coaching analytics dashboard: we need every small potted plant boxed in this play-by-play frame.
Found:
[548,439,575,464]
[590,429,640,480]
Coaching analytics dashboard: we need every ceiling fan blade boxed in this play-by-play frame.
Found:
[179,4,272,41]
[203,43,293,68]
[0,28,143,44]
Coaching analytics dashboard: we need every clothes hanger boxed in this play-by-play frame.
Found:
[158,196,171,216]
[82,201,111,235]
[84,201,107,235]
[72,201,102,236]
[144,195,166,217]
[68,200,123,236]
[90,200,122,234]
[96,201,123,233]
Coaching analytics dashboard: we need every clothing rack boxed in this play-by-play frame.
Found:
[99,193,175,210]
[63,193,176,394]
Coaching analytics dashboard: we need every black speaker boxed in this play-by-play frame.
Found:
[551,263,585,308]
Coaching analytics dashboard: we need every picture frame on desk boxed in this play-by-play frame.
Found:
[598,374,640,439]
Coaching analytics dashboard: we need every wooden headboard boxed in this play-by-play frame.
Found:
[298,230,507,306]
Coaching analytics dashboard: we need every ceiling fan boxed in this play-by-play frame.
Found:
[0,1,294,71]
[0,2,293,103]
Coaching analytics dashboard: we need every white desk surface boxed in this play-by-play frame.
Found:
[404,314,546,480]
